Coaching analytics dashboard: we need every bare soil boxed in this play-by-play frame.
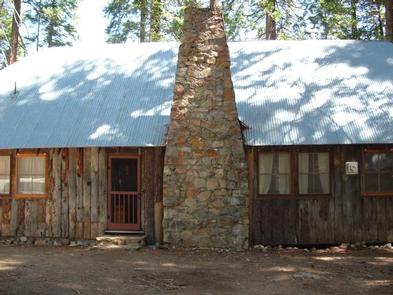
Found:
[0,245,392,295]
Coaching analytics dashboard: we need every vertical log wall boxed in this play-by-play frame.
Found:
[0,147,164,242]
[249,146,393,246]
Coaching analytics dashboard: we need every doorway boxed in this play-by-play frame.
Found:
[107,154,141,231]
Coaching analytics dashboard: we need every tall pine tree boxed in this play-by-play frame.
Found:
[386,0,393,41]
[24,0,78,49]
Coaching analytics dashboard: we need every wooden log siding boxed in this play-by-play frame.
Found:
[0,147,165,242]
[249,145,393,246]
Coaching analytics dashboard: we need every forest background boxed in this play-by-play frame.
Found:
[0,0,392,68]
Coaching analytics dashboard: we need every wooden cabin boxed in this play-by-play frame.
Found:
[0,148,163,245]
[0,40,392,246]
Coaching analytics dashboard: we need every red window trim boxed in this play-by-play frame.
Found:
[15,153,49,199]
[362,149,393,198]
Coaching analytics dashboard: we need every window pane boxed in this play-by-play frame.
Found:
[18,157,46,194]
[365,173,378,193]
[259,154,273,174]
[319,173,330,193]
[19,177,33,194]
[380,174,393,192]
[32,177,46,194]
[299,175,323,194]
[365,153,379,172]
[316,153,329,173]
[259,153,289,174]
[31,157,45,175]
[0,156,10,194]
[299,153,329,173]
[299,153,330,194]
[277,175,289,194]
[278,154,289,173]
[259,153,290,195]
[298,153,309,173]
[380,153,393,173]
[0,176,10,194]
[259,175,271,194]
[259,175,289,194]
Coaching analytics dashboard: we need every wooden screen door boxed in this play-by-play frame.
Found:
[108,154,141,231]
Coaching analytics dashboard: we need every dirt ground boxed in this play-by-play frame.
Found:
[0,245,392,295]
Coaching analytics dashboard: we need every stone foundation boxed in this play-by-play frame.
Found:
[163,7,249,249]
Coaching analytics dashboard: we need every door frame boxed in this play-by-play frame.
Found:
[107,153,141,231]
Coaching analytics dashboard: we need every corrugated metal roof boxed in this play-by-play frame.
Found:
[0,43,178,148]
[0,40,392,148]
[232,40,393,145]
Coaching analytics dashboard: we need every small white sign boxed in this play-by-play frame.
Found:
[345,162,359,175]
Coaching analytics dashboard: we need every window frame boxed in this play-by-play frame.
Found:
[0,152,12,198]
[257,147,332,199]
[15,152,48,199]
[257,151,293,197]
[362,147,393,198]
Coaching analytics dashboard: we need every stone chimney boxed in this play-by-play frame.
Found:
[162,6,249,248]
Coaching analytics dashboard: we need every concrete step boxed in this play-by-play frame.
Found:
[96,235,145,249]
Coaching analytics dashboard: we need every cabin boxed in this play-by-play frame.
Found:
[0,7,392,248]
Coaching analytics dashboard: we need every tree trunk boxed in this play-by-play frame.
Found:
[46,0,56,47]
[350,0,358,39]
[386,0,393,41]
[9,0,21,64]
[139,0,147,42]
[36,11,41,51]
[376,1,384,38]
[150,0,162,42]
[210,0,218,10]
[265,0,277,40]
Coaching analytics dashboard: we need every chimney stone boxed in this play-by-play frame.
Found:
[163,7,249,249]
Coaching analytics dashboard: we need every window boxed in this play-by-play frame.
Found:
[298,152,330,194]
[259,153,290,195]
[258,150,331,198]
[17,155,47,197]
[0,156,11,195]
[363,151,393,195]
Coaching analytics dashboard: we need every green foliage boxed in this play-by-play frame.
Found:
[150,0,163,41]
[0,1,12,67]
[24,0,78,48]
[306,0,385,40]
[222,0,257,40]
[104,0,140,42]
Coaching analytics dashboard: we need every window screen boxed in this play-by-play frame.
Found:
[17,156,46,194]
[111,158,138,192]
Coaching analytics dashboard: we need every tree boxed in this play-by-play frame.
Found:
[0,0,12,68]
[105,0,149,42]
[150,0,163,41]
[9,0,21,64]
[306,0,391,40]
[265,0,277,39]
[386,0,393,41]
[24,0,78,49]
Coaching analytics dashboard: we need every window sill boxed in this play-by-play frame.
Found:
[257,194,332,200]
[15,194,48,200]
[362,194,393,198]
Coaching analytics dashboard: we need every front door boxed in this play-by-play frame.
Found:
[108,154,141,231]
